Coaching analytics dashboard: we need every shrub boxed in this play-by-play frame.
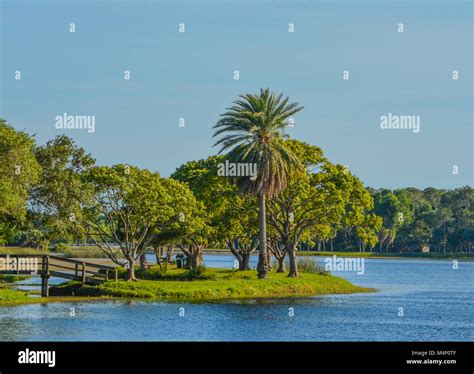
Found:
[134,265,215,281]
[185,265,214,280]
[297,257,330,275]
[54,243,68,253]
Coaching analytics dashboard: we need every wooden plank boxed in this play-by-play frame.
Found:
[49,255,116,270]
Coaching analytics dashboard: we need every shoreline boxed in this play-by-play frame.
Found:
[0,268,374,306]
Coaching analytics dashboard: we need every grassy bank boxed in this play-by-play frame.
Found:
[0,275,30,283]
[0,288,116,306]
[0,288,33,304]
[0,273,115,306]
[0,247,50,256]
[298,251,474,260]
[50,267,373,301]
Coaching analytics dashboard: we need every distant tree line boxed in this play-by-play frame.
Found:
[309,186,473,254]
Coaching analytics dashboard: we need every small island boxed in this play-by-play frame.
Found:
[0,265,373,305]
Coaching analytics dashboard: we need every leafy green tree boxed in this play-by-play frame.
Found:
[396,220,432,251]
[82,165,197,280]
[0,119,40,225]
[371,189,413,252]
[353,214,382,252]
[267,140,378,276]
[440,187,473,252]
[29,135,95,244]
[370,186,473,253]
[213,89,303,278]
[172,156,258,270]
[144,178,205,270]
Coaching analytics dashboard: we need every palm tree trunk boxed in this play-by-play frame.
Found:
[257,194,268,279]
[266,246,273,271]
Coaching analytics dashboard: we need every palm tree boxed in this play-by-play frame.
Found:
[213,88,303,279]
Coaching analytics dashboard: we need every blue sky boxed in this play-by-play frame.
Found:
[1,0,472,188]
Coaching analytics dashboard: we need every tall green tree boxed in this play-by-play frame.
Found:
[172,156,259,270]
[29,135,95,245]
[82,165,197,280]
[371,189,412,252]
[213,88,303,278]
[267,140,379,276]
[0,119,40,224]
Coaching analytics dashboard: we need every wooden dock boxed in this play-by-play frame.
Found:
[0,255,118,297]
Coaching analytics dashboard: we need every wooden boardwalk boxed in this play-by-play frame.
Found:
[0,254,118,297]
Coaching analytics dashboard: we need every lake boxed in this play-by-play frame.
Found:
[1,255,473,341]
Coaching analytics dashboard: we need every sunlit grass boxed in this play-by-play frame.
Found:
[52,267,374,301]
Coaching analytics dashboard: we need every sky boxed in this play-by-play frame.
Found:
[0,0,472,189]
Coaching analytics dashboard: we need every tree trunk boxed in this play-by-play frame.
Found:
[276,257,286,273]
[183,244,203,270]
[139,252,148,271]
[188,255,197,269]
[188,252,203,269]
[228,240,245,271]
[154,246,164,265]
[126,258,136,281]
[287,245,298,277]
[166,246,174,262]
[266,245,273,271]
[240,252,251,270]
[257,194,268,279]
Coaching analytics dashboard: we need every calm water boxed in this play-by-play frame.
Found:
[1,255,473,341]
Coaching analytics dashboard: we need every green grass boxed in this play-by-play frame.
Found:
[0,275,30,283]
[56,246,123,259]
[51,267,373,301]
[0,288,32,304]
[298,251,474,260]
[0,247,50,255]
[296,257,330,275]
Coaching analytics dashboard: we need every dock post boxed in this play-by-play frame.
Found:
[41,256,50,297]
[81,263,86,283]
